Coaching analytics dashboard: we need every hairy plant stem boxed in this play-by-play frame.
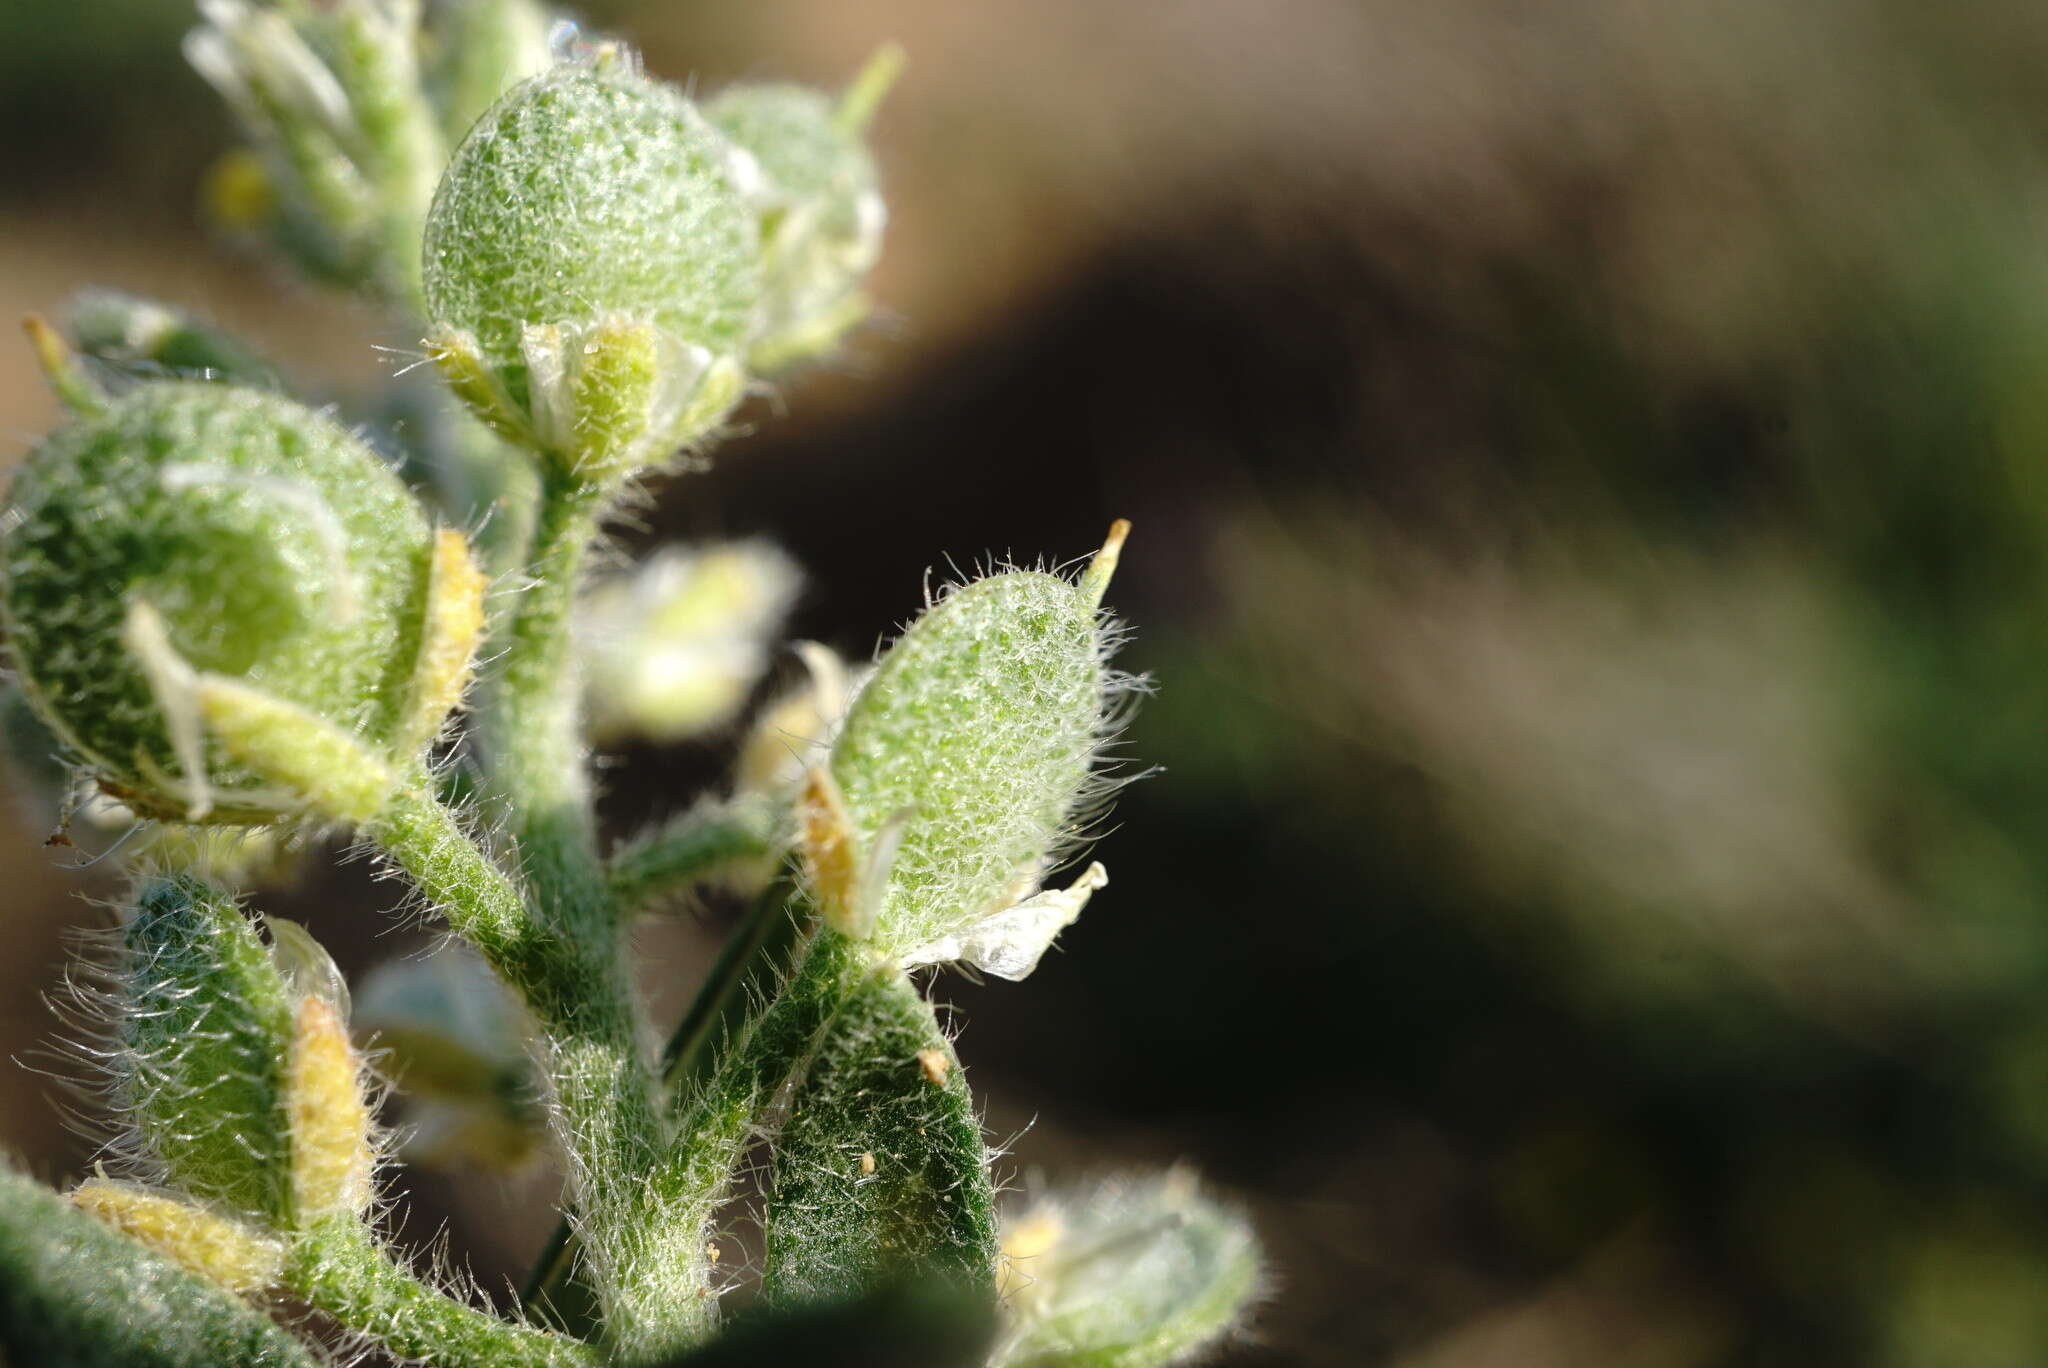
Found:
[368,779,683,1354]
[606,801,782,920]
[285,1214,595,1367]
[635,925,886,1335]
[524,868,810,1330]
[479,476,612,928]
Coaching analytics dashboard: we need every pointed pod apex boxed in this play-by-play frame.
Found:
[1082,518,1132,608]
[23,314,106,416]
[836,43,907,136]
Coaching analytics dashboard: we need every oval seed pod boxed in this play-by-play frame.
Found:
[703,59,891,371]
[994,1173,1262,1368]
[68,289,281,390]
[117,874,296,1223]
[422,59,760,485]
[825,553,1120,969]
[1,381,437,822]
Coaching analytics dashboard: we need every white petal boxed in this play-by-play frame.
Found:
[902,862,1108,980]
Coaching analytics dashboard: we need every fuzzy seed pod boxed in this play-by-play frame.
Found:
[422,59,760,485]
[704,63,891,371]
[995,1173,1262,1368]
[1,381,446,823]
[581,540,801,744]
[117,874,297,1223]
[68,289,281,390]
[824,561,1122,972]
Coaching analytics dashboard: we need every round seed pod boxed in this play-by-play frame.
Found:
[422,60,761,482]
[704,81,885,370]
[1,381,435,822]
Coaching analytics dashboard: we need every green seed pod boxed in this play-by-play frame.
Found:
[1,381,439,823]
[117,874,296,1223]
[704,53,894,372]
[422,58,760,485]
[824,545,1123,970]
[994,1173,1262,1368]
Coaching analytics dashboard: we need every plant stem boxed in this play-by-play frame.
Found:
[522,868,810,1329]
[477,477,611,928]
[606,801,781,919]
[594,924,877,1351]
[367,779,680,1353]
[286,1214,594,1367]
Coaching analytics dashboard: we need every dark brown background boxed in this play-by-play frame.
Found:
[16,2,2048,1363]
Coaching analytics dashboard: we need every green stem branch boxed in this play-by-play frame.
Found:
[591,925,876,1351]
[477,478,611,927]
[607,800,781,918]
[286,1215,593,1368]
[367,780,676,1353]
[523,867,809,1330]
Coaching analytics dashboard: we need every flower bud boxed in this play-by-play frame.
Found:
[71,1178,283,1296]
[1,381,455,823]
[353,944,545,1171]
[581,540,800,744]
[704,48,898,371]
[116,874,297,1223]
[824,539,1127,972]
[995,1172,1262,1368]
[68,290,281,390]
[187,0,445,302]
[734,641,866,798]
[423,59,760,485]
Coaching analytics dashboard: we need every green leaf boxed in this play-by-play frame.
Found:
[762,968,999,1304]
[641,1282,996,1368]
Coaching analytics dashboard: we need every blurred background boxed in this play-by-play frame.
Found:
[16,0,2048,1362]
